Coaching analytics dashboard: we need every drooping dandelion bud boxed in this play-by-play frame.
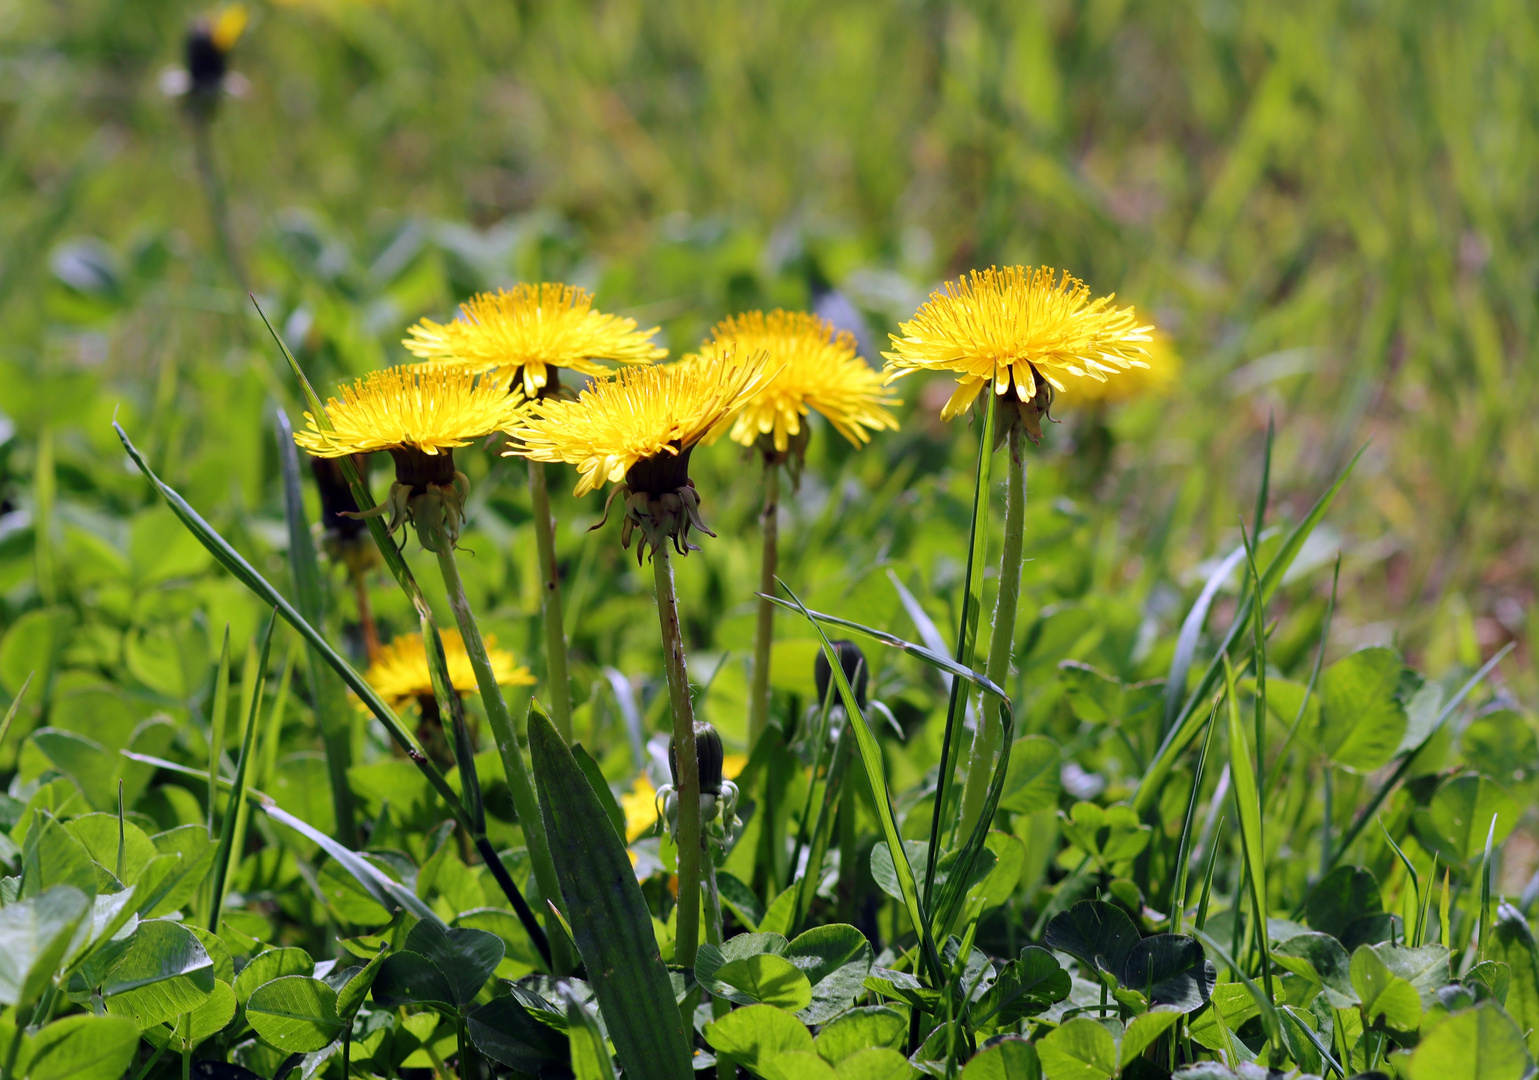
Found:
[815,639,869,710]
[163,6,248,117]
[670,720,725,798]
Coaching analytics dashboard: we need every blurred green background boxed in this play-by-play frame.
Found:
[1,0,1534,764]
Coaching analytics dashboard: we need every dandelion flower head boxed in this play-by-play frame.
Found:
[403,283,667,397]
[504,351,769,497]
[883,266,1152,421]
[698,310,900,452]
[365,630,534,708]
[293,365,527,459]
[1058,328,1180,406]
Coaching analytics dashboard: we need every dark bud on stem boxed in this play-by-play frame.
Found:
[309,453,369,542]
[815,640,869,710]
[670,720,724,797]
[186,19,229,95]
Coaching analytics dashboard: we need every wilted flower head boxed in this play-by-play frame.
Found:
[403,283,666,398]
[883,266,1152,442]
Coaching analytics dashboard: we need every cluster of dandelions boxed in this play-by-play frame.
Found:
[291,266,1156,973]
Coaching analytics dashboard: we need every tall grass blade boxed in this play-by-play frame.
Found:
[1253,415,1274,539]
[1171,700,1220,934]
[1266,556,1340,801]
[259,640,299,791]
[1192,927,1280,1045]
[274,408,357,846]
[1224,656,1273,1001]
[1479,813,1498,962]
[776,580,945,984]
[209,609,276,932]
[208,626,231,836]
[1162,546,1245,737]
[1417,855,1438,948]
[0,671,33,749]
[1379,817,1421,946]
[1138,444,1366,814]
[527,706,693,1080]
[925,395,996,909]
[1239,522,1268,799]
[1195,815,1224,933]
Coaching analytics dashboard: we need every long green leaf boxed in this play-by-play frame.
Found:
[1136,444,1366,814]
[1192,927,1279,1045]
[1224,656,1273,1002]
[207,626,231,836]
[926,394,996,908]
[274,409,357,847]
[113,421,464,828]
[209,610,275,932]
[527,704,692,1080]
[1171,700,1220,934]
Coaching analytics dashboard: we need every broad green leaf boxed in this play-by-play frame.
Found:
[24,1014,140,1080]
[468,995,571,1072]
[245,975,345,1053]
[1350,945,1421,1032]
[370,950,455,1009]
[1123,934,1215,1012]
[1044,900,1141,979]
[1120,1008,1181,1067]
[142,825,217,917]
[0,884,90,1007]
[233,947,314,1005]
[335,945,388,1020]
[970,832,1026,912]
[1412,773,1519,863]
[998,736,1061,815]
[814,1007,906,1064]
[1371,943,1450,1006]
[30,730,120,813]
[835,1047,912,1080]
[564,985,618,1080]
[404,917,504,1008]
[975,947,1070,1028]
[101,918,216,1028]
[528,706,693,1080]
[704,1003,815,1072]
[1406,1003,1528,1080]
[1186,983,1259,1054]
[961,1037,1041,1080]
[149,979,237,1050]
[1059,803,1150,866]
[64,814,156,883]
[1037,1018,1118,1080]
[21,813,100,898]
[1275,932,1356,1007]
[1305,866,1382,941]
[1488,903,1539,1057]
[762,1049,836,1080]
[785,924,873,1024]
[709,953,814,1011]
[1318,647,1408,772]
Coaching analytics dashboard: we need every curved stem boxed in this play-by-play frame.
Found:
[749,458,780,748]
[957,425,1026,838]
[652,546,702,974]
[528,459,573,742]
[435,540,571,973]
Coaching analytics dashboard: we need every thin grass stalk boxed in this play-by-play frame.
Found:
[1264,556,1340,805]
[924,395,996,908]
[652,546,703,974]
[189,116,247,291]
[1478,813,1498,962]
[528,458,573,742]
[33,426,55,607]
[958,423,1025,839]
[208,626,231,835]
[1223,657,1274,1005]
[210,610,276,932]
[748,456,780,749]
[1171,700,1221,934]
[433,535,567,972]
[1380,818,1421,945]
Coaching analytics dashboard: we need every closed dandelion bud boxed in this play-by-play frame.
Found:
[671,721,724,798]
[815,639,869,709]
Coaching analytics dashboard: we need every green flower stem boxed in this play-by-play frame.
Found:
[652,545,703,974]
[528,458,574,742]
[435,538,572,974]
[748,456,780,749]
[957,425,1026,838]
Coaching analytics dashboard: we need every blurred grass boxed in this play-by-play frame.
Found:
[0,0,1534,715]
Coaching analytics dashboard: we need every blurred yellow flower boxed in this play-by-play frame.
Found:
[294,366,527,459]
[883,266,1152,421]
[621,774,659,842]
[365,630,534,708]
[1057,329,1180,405]
[697,310,899,453]
[503,351,768,497]
[209,5,248,52]
[404,283,666,398]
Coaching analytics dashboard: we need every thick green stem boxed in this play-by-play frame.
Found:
[528,459,573,742]
[435,541,572,973]
[652,547,702,974]
[958,426,1026,838]
[749,458,780,749]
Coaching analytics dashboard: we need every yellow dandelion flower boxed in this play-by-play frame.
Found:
[365,630,534,709]
[403,283,667,397]
[504,352,768,498]
[883,266,1152,425]
[697,310,900,454]
[722,753,747,780]
[1057,328,1180,406]
[294,365,527,460]
[621,774,659,842]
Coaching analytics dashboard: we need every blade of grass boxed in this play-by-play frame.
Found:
[0,672,33,751]
[1224,655,1273,1004]
[1192,927,1279,1046]
[1478,812,1498,962]
[1195,815,1224,932]
[777,579,945,985]
[274,409,358,847]
[1171,699,1221,934]
[207,626,231,837]
[1162,545,1245,737]
[925,395,996,909]
[209,609,276,932]
[1379,817,1421,947]
[1416,855,1438,948]
[1138,444,1366,815]
[1239,521,1268,801]
[1265,555,1340,803]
